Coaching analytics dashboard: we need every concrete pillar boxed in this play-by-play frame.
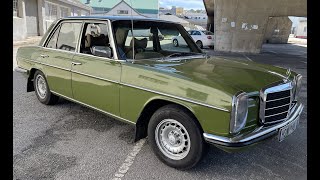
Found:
[204,0,307,53]
[263,17,292,44]
[13,0,27,40]
[37,0,46,36]
[214,0,270,53]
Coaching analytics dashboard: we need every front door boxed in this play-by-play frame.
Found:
[71,21,121,116]
[41,21,83,98]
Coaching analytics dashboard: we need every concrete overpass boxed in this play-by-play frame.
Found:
[203,0,307,53]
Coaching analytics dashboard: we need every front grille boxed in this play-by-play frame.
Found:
[260,82,293,124]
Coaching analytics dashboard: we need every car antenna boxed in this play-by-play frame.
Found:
[130,0,135,63]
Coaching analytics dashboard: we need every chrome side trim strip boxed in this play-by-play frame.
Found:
[121,82,230,112]
[72,70,120,84]
[203,103,303,145]
[25,59,71,72]
[51,91,135,125]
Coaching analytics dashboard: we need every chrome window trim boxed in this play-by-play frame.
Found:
[41,19,62,47]
[75,19,121,61]
[41,46,76,55]
[51,90,136,125]
[259,80,294,124]
[43,19,84,52]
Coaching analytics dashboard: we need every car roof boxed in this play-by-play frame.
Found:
[63,15,178,24]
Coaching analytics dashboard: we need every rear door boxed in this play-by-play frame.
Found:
[71,20,121,116]
[41,20,83,98]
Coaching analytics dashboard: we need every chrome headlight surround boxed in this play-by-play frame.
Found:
[293,74,303,100]
[230,92,248,134]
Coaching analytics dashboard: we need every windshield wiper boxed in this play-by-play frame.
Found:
[165,52,197,59]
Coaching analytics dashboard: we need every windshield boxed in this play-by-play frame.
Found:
[202,31,214,35]
[112,20,202,60]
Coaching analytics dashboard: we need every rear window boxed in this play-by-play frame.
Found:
[202,31,214,35]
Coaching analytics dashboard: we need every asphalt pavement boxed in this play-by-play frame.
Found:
[13,43,307,180]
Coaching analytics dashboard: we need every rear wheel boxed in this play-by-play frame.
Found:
[173,39,179,47]
[148,104,205,169]
[33,70,59,105]
[196,41,203,49]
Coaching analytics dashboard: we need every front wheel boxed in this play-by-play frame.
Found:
[148,104,205,169]
[33,70,59,105]
[173,39,179,47]
[196,40,203,49]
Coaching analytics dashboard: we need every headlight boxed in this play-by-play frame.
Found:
[230,92,248,134]
[294,74,303,100]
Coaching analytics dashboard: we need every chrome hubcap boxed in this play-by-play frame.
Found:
[36,75,47,99]
[173,40,178,46]
[155,119,190,160]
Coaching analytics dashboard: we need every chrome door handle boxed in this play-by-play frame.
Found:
[71,62,82,66]
[40,54,49,58]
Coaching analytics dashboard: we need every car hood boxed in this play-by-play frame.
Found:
[134,55,296,97]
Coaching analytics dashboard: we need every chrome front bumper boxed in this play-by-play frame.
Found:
[203,103,304,147]
[14,67,28,74]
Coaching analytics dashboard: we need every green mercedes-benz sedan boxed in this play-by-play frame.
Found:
[14,16,304,169]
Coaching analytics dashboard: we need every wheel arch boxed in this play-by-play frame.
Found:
[27,68,38,92]
[134,97,204,142]
[27,67,45,92]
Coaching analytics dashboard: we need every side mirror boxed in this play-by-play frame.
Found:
[91,46,113,58]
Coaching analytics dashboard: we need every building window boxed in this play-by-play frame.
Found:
[13,0,18,17]
[45,2,58,20]
[117,10,128,14]
[60,6,69,18]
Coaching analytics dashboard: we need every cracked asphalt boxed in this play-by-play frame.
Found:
[13,43,307,180]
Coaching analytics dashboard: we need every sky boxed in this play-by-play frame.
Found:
[159,0,205,10]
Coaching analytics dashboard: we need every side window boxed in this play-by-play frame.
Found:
[46,26,61,49]
[56,22,82,52]
[195,31,201,35]
[125,29,152,50]
[79,23,113,58]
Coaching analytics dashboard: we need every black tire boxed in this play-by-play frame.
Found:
[148,104,205,169]
[196,40,203,49]
[33,70,59,105]
[173,39,179,47]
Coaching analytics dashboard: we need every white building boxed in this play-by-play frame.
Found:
[295,19,307,39]
[13,0,92,41]
[98,0,147,17]
[82,0,159,18]
[183,12,208,29]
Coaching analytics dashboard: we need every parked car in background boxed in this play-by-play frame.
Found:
[172,30,214,49]
[15,16,304,170]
